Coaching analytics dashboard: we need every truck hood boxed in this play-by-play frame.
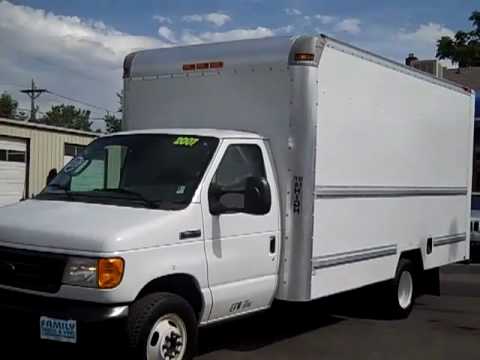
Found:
[0,200,203,253]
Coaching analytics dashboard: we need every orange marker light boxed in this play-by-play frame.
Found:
[196,62,209,70]
[182,64,196,71]
[294,53,315,61]
[209,61,224,69]
[98,258,125,289]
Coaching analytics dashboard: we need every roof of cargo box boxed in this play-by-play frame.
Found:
[126,36,296,78]
[124,34,472,95]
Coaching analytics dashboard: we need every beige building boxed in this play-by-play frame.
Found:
[0,117,97,206]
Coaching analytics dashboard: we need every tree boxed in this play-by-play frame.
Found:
[0,92,18,119]
[436,10,480,67]
[103,90,123,133]
[104,113,121,133]
[43,104,92,131]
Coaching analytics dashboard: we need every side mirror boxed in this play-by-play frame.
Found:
[46,168,58,186]
[244,176,271,215]
[209,176,271,216]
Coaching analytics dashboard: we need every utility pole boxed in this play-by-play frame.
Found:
[20,79,47,122]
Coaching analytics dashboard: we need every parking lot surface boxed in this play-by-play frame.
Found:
[3,264,480,359]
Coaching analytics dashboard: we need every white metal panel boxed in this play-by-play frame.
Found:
[310,42,473,299]
[315,44,472,188]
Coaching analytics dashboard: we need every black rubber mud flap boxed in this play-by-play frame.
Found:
[419,268,440,296]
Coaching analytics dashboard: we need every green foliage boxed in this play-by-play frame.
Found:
[104,113,121,133]
[436,10,480,67]
[43,104,92,131]
[102,90,123,133]
[0,92,18,119]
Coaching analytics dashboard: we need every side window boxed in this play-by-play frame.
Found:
[209,144,267,213]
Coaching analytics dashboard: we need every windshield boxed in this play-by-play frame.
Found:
[36,134,219,210]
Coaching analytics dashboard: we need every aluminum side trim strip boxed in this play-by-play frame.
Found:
[312,245,397,270]
[315,186,468,198]
[433,233,467,247]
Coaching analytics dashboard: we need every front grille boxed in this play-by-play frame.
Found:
[0,246,67,293]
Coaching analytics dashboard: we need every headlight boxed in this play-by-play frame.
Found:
[62,257,124,289]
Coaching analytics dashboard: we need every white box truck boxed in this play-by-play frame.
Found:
[0,35,475,359]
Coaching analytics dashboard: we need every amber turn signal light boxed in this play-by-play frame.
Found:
[98,258,125,289]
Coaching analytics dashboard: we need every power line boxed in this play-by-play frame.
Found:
[45,90,116,113]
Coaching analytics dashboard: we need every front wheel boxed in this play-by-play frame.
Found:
[127,292,198,360]
[385,258,415,319]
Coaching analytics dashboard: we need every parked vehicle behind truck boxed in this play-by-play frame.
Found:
[0,35,475,360]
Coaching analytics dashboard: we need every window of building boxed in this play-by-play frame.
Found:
[64,143,86,157]
[0,149,26,163]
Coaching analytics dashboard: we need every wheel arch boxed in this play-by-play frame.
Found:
[398,248,424,273]
[135,273,205,320]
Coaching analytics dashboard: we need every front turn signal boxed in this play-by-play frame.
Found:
[98,258,125,289]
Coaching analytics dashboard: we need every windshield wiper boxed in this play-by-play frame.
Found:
[92,188,158,209]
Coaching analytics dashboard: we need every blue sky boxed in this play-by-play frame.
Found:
[0,0,478,127]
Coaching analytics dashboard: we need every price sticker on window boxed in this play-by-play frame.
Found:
[173,137,199,147]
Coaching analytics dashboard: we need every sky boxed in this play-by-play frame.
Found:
[0,0,478,128]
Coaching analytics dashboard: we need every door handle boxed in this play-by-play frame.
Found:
[269,235,276,253]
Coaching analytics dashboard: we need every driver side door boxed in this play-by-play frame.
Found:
[201,139,280,321]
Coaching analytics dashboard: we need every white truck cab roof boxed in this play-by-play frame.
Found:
[103,128,264,140]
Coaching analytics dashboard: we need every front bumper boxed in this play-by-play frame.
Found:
[0,288,129,323]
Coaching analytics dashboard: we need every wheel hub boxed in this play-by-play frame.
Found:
[147,314,187,360]
[397,270,413,309]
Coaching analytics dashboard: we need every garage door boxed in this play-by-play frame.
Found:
[0,137,27,207]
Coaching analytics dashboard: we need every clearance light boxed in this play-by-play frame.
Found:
[294,53,315,61]
[209,61,224,69]
[196,62,209,70]
[182,64,196,71]
[182,61,224,72]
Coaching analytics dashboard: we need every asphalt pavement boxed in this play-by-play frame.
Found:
[3,264,480,359]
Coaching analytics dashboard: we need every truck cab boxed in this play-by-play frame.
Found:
[0,129,281,359]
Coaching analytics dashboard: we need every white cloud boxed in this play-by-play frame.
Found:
[334,18,361,34]
[153,15,172,24]
[0,1,167,123]
[180,27,274,44]
[396,23,455,67]
[275,25,295,34]
[182,12,231,27]
[314,14,336,25]
[284,8,302,16]
[158,26,177,43]
[397,22,454,44]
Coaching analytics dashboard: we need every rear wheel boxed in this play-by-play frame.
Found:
[127,292,198,360]
[385,258,415,318]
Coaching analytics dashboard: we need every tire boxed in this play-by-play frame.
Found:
[127,292,198,360]
[384,258,416,319]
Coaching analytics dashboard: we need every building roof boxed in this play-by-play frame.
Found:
[0,117,98,137]
[444,67,480,92]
